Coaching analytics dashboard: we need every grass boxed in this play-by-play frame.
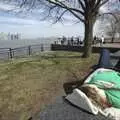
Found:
[0,51,99,120]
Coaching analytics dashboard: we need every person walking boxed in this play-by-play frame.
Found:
[101,35,104,46]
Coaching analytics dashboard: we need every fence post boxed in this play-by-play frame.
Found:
[9,48,13,59]
[28,46,31,55]
[13,50,14,57]
[41,44,44,52]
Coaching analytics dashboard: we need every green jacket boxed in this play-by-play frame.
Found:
[88,70,120,108]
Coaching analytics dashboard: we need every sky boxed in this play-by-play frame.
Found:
[0,1,85,39]
[0,1,117,39]
[0,15,84,39]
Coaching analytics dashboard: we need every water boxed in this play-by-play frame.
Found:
[0,38,57,60]
[0,38,57,48]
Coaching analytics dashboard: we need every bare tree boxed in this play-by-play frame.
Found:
[116,19,120,39]
[5,0,120,57]
[103,12,120,43]
[105,17,117,43]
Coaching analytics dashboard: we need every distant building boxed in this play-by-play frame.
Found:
[0,32,21,40]
[8,33,21,40]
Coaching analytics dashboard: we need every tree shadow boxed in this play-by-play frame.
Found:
[63,70,94,95]
[41,55,82,59]
[63,80,83,94]
[42,54,82,59]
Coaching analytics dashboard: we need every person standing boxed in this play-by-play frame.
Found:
[71,36,74,46]
[101,35,104,46]
[93,36,97,45]
[76,37,79,45]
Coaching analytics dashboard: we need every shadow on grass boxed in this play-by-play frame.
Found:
[63,80,83,94]
[41,55,82,59]
[63,70,95,95]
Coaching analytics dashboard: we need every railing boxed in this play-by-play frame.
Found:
[51,44,120,53]
[0,44,51,60]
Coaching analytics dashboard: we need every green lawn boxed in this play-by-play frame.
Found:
[0,51,99,120]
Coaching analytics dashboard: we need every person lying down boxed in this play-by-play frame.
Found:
[78,70,120,110]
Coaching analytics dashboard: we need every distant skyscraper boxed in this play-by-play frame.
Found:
[11,34,14,40]
[8,33,11,40]
[7,32,21,40]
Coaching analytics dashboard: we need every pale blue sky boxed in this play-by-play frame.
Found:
[0,18,84,39]
[0,2,85,39]
[0,13,85,38]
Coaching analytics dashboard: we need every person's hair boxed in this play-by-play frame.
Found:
[78,85,104,109]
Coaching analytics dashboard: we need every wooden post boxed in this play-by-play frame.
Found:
[9,48,12,59]
[12,50,14,57]
[8,52,9,59]
[28,46,31,55]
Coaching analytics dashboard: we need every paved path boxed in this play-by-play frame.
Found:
[93,43,120,48]
[33,97,111,120]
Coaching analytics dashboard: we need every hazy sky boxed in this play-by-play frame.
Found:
[0,13,85,39]
[0,1,115,39]
[0,2,86,39]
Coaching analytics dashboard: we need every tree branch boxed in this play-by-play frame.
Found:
[99,12,119,23]
[77,0,85,11]
[46,0,85,22]
[99,0,109,7]
[53,9,68,24]
[92,0,109,16]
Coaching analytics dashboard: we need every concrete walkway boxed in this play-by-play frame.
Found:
[33,97,110,120]
[93,43,120,48]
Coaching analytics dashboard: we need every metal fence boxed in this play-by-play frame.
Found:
[0,44,51,60]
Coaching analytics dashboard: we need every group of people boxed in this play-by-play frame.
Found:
[54,36,83,46]
[54,35,105,46]
[93,35,105,46]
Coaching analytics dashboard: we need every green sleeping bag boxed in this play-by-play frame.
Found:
[88,70,120,108]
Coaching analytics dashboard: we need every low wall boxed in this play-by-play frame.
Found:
[51,44,120,53]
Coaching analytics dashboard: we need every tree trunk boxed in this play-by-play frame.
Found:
[111,31,115,43]
[82,19,94,58]
[111,36,114,43]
